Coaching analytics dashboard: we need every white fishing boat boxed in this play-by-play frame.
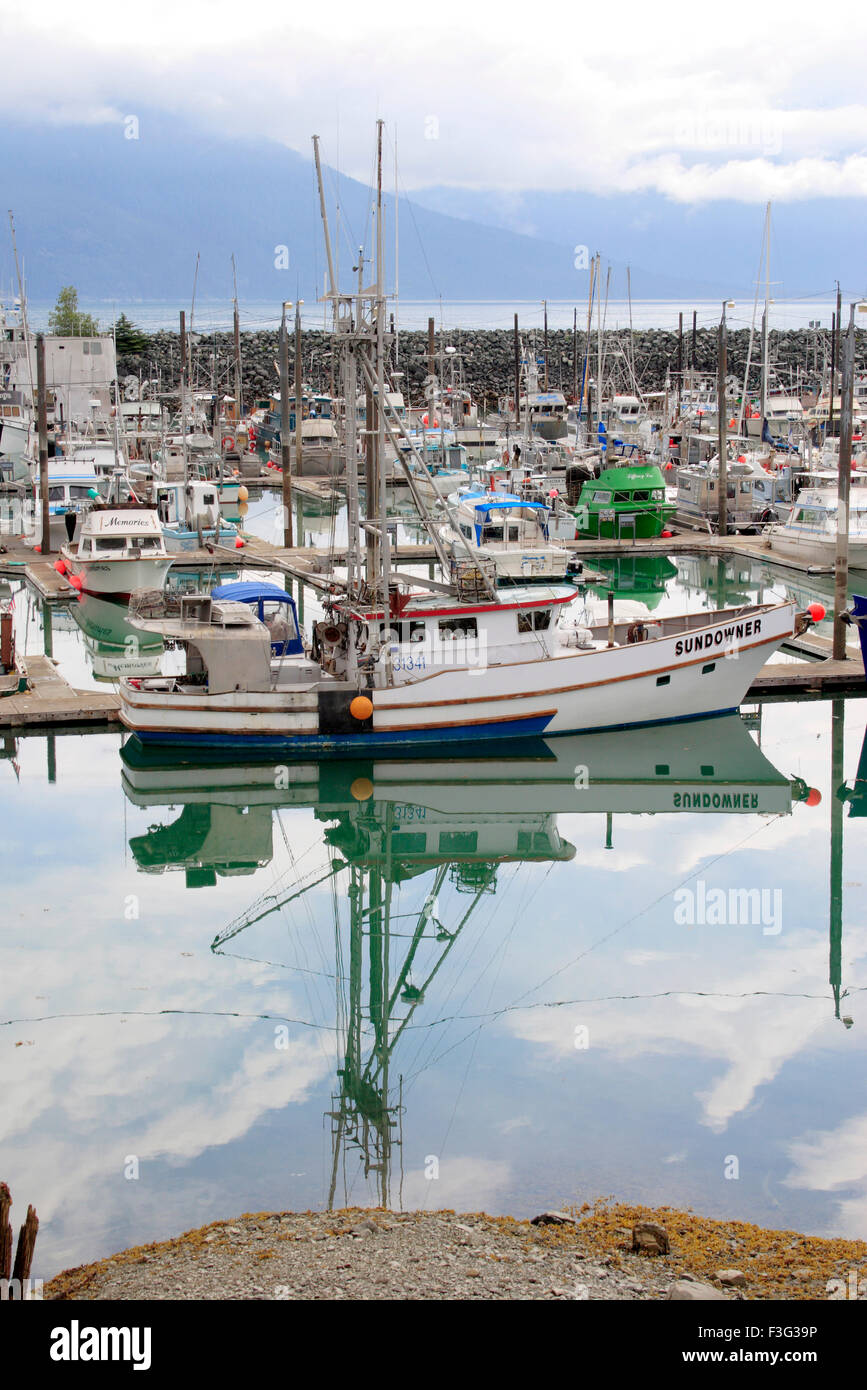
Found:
[154,480,241,552]
[118,123,807,755]
[59,505,174,599]
[438,489,571,582]
[119,579,805,752]
[407,438,470,498]
[766,473,867,569]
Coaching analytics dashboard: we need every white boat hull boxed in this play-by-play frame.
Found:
[62,553,174,597]
[120,602,797,750]
[767,531,867,569]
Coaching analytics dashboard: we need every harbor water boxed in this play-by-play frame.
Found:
[1,503,865,1281]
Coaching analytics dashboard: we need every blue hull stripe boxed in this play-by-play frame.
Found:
[131,706,737,753]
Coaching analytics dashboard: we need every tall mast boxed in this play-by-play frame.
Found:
[232,253,243,422]
[393,128,399,365]
[760,202,771,424]
[179,309,188,485]
[8,211,34,406]
[375,118,389,604]
[312,136,338,311]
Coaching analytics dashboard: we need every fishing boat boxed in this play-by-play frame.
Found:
[575,460,674,539]
[766,474,867,568]
[59,504,174,599]
[118,578,807,751]
[117,124,809,754]
[437,490,572,582]
[0,582,27,696]
[406,436,470,499]
[675,454,798,533]
[154,480,242,552]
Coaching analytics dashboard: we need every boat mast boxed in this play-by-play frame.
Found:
[7,211,35,410]
[760,202,771,426]
[393,128,399,366]
[313,132,361,601]
[375,119,389,605]
[232,254,243,422]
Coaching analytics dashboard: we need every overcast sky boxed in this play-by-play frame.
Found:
[2,0,866,202]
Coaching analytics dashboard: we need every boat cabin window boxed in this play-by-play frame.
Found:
[97,536,132,552]
[517,609,552,633]
[592,491,611,503]
[508,525,520,541]
[439,830,478,853]
[438,617,478,639]
[460,523,473,539]
[48,486,65,502]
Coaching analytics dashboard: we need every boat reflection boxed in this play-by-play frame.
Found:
[583,553,678,611]
[71,592,164,682]
[118,713,819,1207]
[120,712,813,879]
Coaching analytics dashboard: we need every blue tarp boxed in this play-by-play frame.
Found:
[463,492,547,513]
[211,581,303,654]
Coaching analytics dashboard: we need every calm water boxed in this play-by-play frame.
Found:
[25,299,843,336]
[1,516,866,1281]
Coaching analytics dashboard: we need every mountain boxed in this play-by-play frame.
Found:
[407,186,867,301]
[0,112,859,307]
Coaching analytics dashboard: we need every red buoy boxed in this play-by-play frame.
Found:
[805,788,822,807]
[807,603,826,622]
[234,536,245,549]
[660,529,673,538]
[54,559,67,575]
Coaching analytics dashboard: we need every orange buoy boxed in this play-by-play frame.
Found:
[349,695,373,721]
[350,776,374,801]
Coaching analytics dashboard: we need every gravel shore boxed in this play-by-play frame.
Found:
[45,1203,867,1302]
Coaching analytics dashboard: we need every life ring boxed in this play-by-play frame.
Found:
[222,435,235,451]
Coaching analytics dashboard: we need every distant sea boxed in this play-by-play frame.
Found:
[24,298,841,336]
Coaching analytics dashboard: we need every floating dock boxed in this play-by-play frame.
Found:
[0,656,121,728]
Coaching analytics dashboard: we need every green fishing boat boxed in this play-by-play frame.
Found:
[575,462,675,539]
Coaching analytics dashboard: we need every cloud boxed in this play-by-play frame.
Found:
[785,1113,867,1238]
[0,2,865,203]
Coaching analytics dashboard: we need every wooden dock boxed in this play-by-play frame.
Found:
[749,659,864,699]
[0,656,121,729]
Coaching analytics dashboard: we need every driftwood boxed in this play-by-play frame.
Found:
[0,1182,39,1286]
